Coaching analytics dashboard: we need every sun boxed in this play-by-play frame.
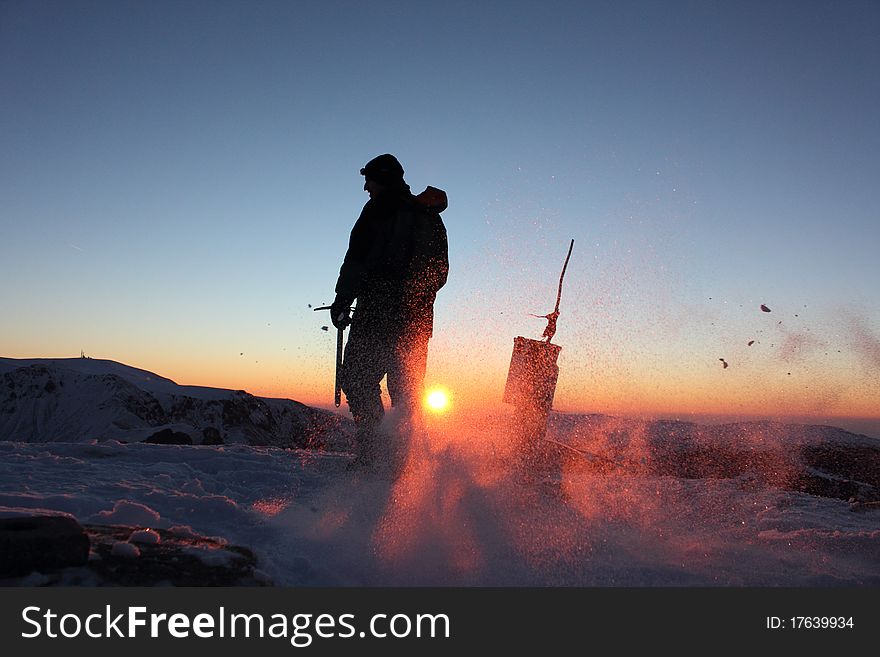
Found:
[425,388,451,413]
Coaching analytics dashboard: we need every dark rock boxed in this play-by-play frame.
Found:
[82,525,269,586]
[546,414,880,503]
[1,523,272,586]
[221,393,277,435]
[143,428,193,445]
[110,377,167,425]
[801,444,880,489]
[0,515,90,577]
[202,426,223,445]
[795,473,867,502]
[850,501,880,513]
[796,443,880,502]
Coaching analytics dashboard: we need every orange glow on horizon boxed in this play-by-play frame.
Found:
[24,343,874,426]
[204,364,880,426]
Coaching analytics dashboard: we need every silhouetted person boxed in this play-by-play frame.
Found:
[330,154,448,468]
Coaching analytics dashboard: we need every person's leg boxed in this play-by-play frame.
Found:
[387,329,429,422]
[340,326,391,463]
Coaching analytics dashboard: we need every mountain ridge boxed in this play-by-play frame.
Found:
[0,357,351,450]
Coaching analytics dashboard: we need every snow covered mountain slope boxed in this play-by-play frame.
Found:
[0,357,351,449]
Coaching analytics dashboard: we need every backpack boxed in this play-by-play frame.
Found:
[377,187,448,295]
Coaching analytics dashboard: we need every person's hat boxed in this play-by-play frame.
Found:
[360,154,404,185]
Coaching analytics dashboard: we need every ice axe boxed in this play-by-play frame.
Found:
[313,305,350,407]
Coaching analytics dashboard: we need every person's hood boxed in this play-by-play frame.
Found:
[414,186,447,213]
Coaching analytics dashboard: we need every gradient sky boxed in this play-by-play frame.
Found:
[2,0,878,422]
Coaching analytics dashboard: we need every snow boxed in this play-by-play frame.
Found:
[1,414,877,586]
[111,541,141,558]
[129,528,161,544]
[96,501,162,527]
[1,356,876,586]
[0,357,228,401]
[182,545,244,568]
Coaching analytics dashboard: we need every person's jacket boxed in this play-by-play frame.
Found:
[335,184,448,334]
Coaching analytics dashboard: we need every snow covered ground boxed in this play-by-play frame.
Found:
[2,413,877,586]
[1,357,876,586]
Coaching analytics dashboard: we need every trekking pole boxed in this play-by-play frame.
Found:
[313,305,347,407]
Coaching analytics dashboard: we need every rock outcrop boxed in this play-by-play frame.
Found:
[0,515,90,577]
[0,516,270,586]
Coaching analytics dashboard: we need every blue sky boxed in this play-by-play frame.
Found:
[2,0,878,419]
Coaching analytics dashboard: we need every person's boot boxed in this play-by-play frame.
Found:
[348,426,380,471]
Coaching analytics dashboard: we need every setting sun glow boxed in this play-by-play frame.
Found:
[425,388,451,413]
